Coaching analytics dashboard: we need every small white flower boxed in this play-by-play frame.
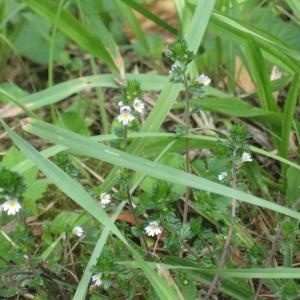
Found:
[169,61,182,74]
[145,221,162,237]
[197,74,211,86]
[133,98,145,113]
[91,272,103,287]
[241,151,252,163]
[100,192,111,208]
[1,197,21,215]
[72,226,84,237]
[218,171,228,182]
[118,101,124,106]
[117,105,135,126]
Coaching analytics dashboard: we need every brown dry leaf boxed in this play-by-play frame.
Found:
[116,211,137,225]
[235,56,255,93]
[0,105,23,118]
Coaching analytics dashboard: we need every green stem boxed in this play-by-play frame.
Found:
[90,58,109,134]
[205,148,238,298]
[48,0,65,123]
[123,126,150,256]
[183,72,191,224]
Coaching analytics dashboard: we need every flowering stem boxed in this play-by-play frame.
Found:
[205,149,238,299]
[183,72,191,224]
[123,126,150,256]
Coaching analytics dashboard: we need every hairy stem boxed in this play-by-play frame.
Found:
[183,73,191,224]
[123,126,150,256]
[205,150,238,299]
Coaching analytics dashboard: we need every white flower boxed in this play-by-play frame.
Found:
[145,221,162,237]
[118,101,124,106]
[218,171,228,182]
[91,272,103,287]
[100,192,111,208]
[197,74,211,86]
[169,61,182,74]
[1,197,21,215]
[117,105,135,126]
[241,151,252,163]
[133,98,145,113]
[72,226,84,237]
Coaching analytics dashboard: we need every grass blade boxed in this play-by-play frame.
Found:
[120,0,177,35]
[244,37,278,112]
[73,201,126,300]
[113,0,149,52]
[210,12,300,73]
[0,74,167,118]
[280,75,299,158]
[79,0,125,77]
[21,118,300,220]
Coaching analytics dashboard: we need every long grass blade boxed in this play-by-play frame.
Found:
[120,0,177,35]
[244,38,278,112]
[21,118,300,220]
[280,75,299,158]
[73,201,126,300]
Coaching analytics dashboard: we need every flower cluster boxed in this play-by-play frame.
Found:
[115,80,146,127]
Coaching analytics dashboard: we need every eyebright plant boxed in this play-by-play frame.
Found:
[206,123,253,297]
[0,167,26,216]
[165,39,211,224]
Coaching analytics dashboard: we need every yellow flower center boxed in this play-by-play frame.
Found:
[8,201,17,207]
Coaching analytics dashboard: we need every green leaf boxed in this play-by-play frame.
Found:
[55,111,90,136]
[21,0,118,72]
[14,12,65,64]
